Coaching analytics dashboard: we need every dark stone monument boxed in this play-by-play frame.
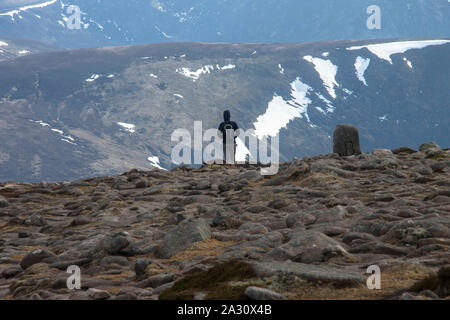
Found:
[333,124,362,156]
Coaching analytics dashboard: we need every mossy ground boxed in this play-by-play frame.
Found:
[159,260,255,300]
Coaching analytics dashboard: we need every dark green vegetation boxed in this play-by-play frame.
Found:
[410,265,450,297]
[159,260,255,300]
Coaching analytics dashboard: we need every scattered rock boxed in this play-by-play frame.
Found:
[430,161,449,173]
[373,149,393,156]
[245,286,285,300]
[88,288,111,300]
[156,219,211,259]
[20,249,56,270]
[139,273,175,288]
[1,145,449,300]
[399,292,419,300]
[419,142,440,152]
[268,231,352,263]
[135,179,150,189]
[0,195,10,208]
[239,222,268,235]
[70,216,92,226]
[253,261,365,287]
[2,266,22,279]
[28,214,47,227]
[103,233,130,255]
[392,147,417,154]
[134,258,151,278]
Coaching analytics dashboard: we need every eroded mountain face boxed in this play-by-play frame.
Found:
[0,0,449,48]
[0,39,449,182]
[0,146,449,300]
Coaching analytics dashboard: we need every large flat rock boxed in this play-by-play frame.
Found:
[253,261,365,287]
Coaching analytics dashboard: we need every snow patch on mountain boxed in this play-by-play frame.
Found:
[253,77,313,139]
[354,57,370,86]
[61,138,77,146]
[303,55,338,99]
[347,40,450,64]
[315,93,335,113]
[148,156,166,170]
[117,122,136,133]
[155,25,172,39]
[0,0,57,21]
[342,88,353,95]
[218,64,236,70]
[176,64,235,81]
[0,41,8,46]
[403,57,413,69]
[235,137,253,163]
[85,74,100,82]
[30,120,50,127]
[151,0,166,12]
[30,119,77,144]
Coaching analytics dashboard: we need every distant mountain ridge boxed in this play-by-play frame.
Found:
[0,0,449,49]
[0,37,56,60]
[0,38,449,182]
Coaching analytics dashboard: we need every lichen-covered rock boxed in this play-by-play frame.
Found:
[103,233,130,255]
[419,142,440,152]
[156,219,211,258]
[268,231,352,263]
[20,249,56,270]
[0,195,9,208]
[253,261,365,287]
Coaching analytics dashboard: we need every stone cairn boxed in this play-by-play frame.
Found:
[333,124,362,156]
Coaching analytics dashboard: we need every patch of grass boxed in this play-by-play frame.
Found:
[167,239,235,262]
[159,260,255,300]
[95,271,132,281]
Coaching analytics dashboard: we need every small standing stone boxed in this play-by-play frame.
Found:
[333,124,362,156]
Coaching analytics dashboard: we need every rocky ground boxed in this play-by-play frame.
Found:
[0,142,449,300]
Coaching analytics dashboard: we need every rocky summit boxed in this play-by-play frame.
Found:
[0,143,449,300]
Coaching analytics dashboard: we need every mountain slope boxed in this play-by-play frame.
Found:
[0,0,449,48]
[0,38,449,182]
[0,37,57,60]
